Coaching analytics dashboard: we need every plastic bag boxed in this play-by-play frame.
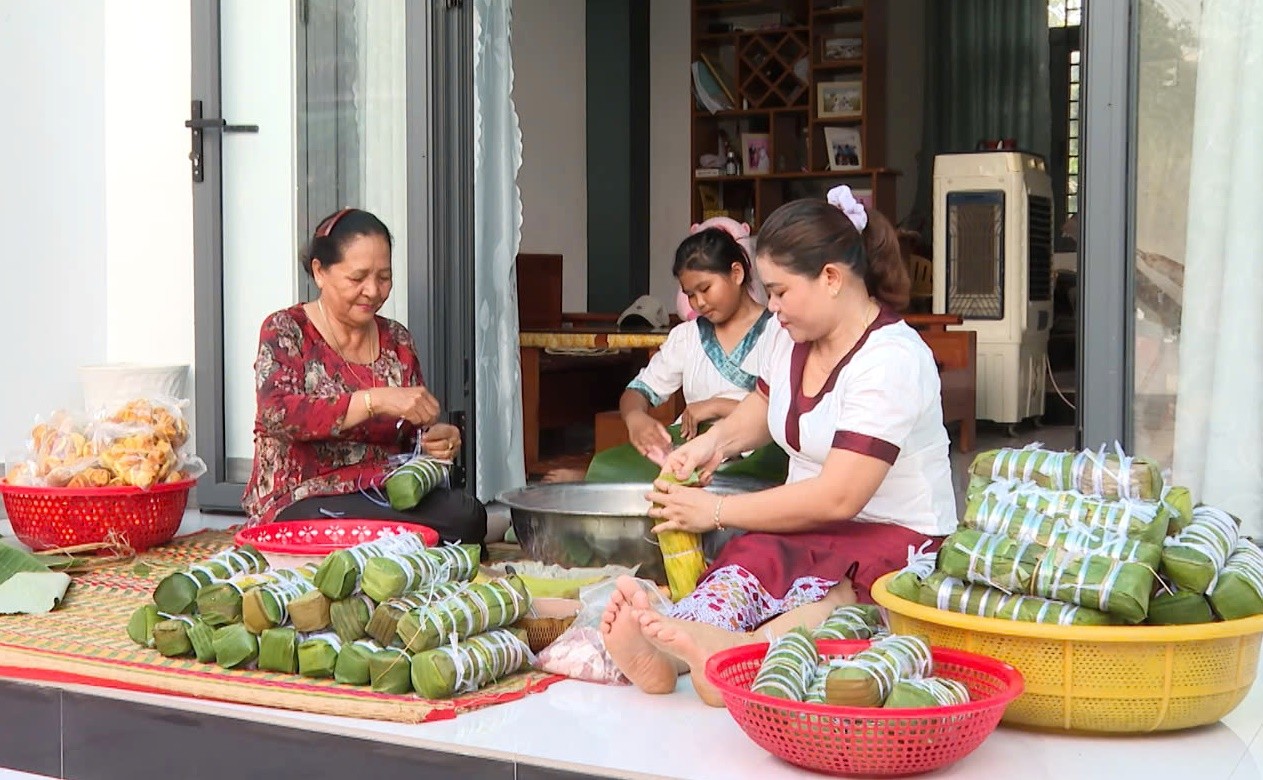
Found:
[535,577,673,685]
[4,396,205,489]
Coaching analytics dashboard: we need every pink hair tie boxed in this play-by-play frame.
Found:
[826,185,868,232]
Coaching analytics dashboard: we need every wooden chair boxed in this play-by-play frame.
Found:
[905,314,977,453]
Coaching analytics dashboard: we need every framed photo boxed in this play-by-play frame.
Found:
[741,132,771,175]
[823,126,862,171]
[822,37,862,62]
[817,80,862,119]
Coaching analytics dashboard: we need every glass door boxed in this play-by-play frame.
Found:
[191,0,472,512]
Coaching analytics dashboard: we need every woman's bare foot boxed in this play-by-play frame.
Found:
[635,610,750,707]
[599,577,679,695]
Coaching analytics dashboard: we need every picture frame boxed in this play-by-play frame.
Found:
[817,80,862,119]
[822,37,862,62]
[741,132,771,175]
[823,126,862,171]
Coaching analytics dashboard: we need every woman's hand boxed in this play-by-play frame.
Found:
[626,411,672,465]
[376,386,441,427]
[420,423,462,461]
[645,480,722,534]
[660,434,723,484]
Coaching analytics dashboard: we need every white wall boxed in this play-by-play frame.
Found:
[0,0,195,475]
[648,0,692,312]
[512,0,589,312]
[0,1,109,460]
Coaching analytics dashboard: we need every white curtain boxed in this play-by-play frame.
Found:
[473,0,526,502]
[1172,0,1263,536]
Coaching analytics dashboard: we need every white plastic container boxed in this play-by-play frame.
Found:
[78,364,190,414]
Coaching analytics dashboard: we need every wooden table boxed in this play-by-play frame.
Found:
[519,326,670,474]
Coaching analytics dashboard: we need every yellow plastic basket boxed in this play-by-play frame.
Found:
[871,573,1263,733]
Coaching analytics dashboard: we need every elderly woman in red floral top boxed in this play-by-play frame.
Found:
[242,208,487,549]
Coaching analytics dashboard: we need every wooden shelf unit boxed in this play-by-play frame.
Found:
[690,0,893,230]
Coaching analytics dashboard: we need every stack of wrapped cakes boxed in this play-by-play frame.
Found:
[887,445,1263,626]
[128,532,536,699]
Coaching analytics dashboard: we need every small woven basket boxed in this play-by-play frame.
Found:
[516,598,581,653]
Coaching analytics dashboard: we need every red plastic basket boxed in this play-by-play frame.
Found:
[234,519,440,555]
[705,639,1024,777]
[0,479,193,552]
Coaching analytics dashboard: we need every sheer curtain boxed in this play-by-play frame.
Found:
[473,0,526,502]
[1172,0,1263,536]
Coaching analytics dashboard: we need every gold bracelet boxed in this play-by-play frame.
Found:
[363,391,374,418]
[713,496,725,531]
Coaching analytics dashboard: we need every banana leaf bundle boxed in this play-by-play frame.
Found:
[965,491,1162,567]
[1147,588,1215,625]
[212,623,258,669]
[654,471,706,602]
[1161,506,1240,594]
[330,594,376,644]
[334,639,383,686]
[242,575,318,634]
[803,663,832,704]
[297,632,343,678]
[1208,540,1263,621]
[917,571,1113,625]
[365,582,465,646]
[258,627,298,673]
[127,604,161,647]
[885,542,939,602]
[313,532,430,600]
[940,530,1154,623]
[152,615,196,657]
[410,628,532,699]
[970,446,1164,501]
[824,635,934,707]
[152,545,269,615]
[369,646,414,694]
[360,543,480,603]
[185,617,218,663]
[288,589,332,633]
[813,605,883,641]
[384,455,450,511]
[884,677,971,709]
[991,591,1116,626]
[751,627,819,701]
[1161,486,1194,533]
[196,564,318,628]
[396,576,531,653]
[983,481,1171,546]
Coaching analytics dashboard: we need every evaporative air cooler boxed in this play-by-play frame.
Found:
[932,152,1054,427]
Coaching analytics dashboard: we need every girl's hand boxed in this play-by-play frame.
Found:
[679,399,713,440]
[626,411,672,465]
[419,423,461,460]
[661,435,722,484]
[646,480,721,534]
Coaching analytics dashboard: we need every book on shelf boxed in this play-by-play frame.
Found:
[695,167,723,178]
[691,61,734,114]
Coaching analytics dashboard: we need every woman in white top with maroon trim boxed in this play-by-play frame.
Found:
[601,186,956,706]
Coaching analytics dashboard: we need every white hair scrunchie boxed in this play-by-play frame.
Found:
[827,185,868,233]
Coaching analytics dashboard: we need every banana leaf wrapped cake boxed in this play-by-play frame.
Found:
[334,639,382,686]
[360,543,480,603]
[196,564,318,627]
[396,576,531,653]
[751,627,819,701]
[369,646,414,694]
[654,471,706,602]
[242,575,318,634]
[978,481,1172,546]
[1147,587,1215,625]
[384,455,449,511]
[1208,540,1263,621]
[258,627,299,674]
[1161,506,1240,594]
[812,605,884,641]
[886,542,939,602]
[917,571,1115,625]
[313,532,430,600]
[884,677,971,709]
[410,628,532,699]
[153,545,269,615]
[365,582,465,646]
[970,445,1164,502]
[938,529,1154,623]
[824,634,934,707]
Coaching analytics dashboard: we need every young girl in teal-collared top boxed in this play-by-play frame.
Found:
[585,227,788,484]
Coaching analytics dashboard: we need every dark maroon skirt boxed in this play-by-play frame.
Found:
[701,521,943,604]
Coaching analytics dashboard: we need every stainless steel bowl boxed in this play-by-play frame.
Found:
[497,476,769,585]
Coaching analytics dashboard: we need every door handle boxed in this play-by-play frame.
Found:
[186,99,259,183]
